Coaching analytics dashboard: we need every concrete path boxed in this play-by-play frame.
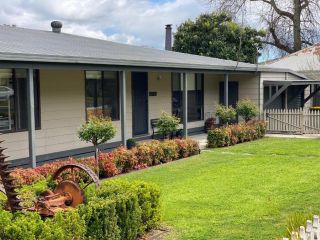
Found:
[190,133,207,150]
[265,133,320,139]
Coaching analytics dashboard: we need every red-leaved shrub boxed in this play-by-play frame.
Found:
[160,140,179,163]
[10,168,45,186]
[207,121,267,148]
[114,146,138,173]
[99,152,118,177]
[9,138,200,186]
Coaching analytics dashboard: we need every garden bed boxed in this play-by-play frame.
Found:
[0,138,200,240]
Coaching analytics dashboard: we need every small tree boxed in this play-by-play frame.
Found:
[78,116,116,172]
[216,104,236,125]
[156,112,180,139]
[236,99,259,122]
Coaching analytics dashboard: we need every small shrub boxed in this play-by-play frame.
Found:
[0,209,85,240]
[99,152,118,178]
[79,198,120,240]
[156,112,180,139]
[135,142,154,167]
[207,127,231,148]
[204,117,216,132]
[216,104,236,125]
[236,99,259,122]
[10,168,45,187]
[78,116,116,171]
[17,180,49,208]
[126,138,136,149]
[41,209,86,240]
[92,180,161,237]
[114,146,138,173]
[148,140,165,165]
[207,121,267,148]
[185,138,200,156]
[175,138,189,158]
[160,140,179,163]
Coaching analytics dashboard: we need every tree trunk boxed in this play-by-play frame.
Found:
[293,0,302,52]
[94,144,100,177]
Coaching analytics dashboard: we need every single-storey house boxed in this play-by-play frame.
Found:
[0,22,318,167]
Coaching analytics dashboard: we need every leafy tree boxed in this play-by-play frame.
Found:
[208,0,320,54]
[236,99,259,122]
[173,12,265,63]
[78,116,116,172]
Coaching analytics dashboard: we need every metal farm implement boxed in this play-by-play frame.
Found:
[0,144,100,217]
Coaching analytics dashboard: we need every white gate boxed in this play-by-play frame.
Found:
[264,109,320,134]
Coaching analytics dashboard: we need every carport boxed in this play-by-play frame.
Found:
[263,80,320,109]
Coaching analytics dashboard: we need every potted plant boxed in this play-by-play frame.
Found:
[156,111,180,139]
[126,138,136,149]
[216,104,236,126]
[236,99,259,122]
[204,117,216,132]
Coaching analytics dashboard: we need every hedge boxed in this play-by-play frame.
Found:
[10,138,200,187]
[0,209,86,240]
[85,179,161,240]
[207,121,267,148]
[0,180,161,240]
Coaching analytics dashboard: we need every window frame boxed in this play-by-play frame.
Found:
[171,73,204,122]
[84,70,120,121]
[0,69,41,134]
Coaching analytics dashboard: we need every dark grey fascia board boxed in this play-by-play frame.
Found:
[0,60,260,74]
[264,80,320,85]
[0,52,302,74]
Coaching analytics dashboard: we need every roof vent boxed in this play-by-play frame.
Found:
[51,21,63,33]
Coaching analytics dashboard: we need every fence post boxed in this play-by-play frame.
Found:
[300,108,305,134]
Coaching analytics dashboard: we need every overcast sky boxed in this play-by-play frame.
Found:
[0,0,213,49]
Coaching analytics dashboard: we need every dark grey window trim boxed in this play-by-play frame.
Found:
[171,72,204,123]
[1,68,41,134]
[84,70,120,121]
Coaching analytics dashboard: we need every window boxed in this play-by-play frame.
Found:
[0,69,40,132]
[172,73,204,122]
[85,71,120,120]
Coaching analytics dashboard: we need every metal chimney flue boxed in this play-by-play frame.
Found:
[165,24,172,51]
[51,21,63,33]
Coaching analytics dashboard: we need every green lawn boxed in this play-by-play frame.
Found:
[119,137,320,239]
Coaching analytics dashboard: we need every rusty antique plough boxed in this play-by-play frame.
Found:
[0,144,100,217]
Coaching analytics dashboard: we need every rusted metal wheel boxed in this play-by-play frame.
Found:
[52,163,100,190]
[54,180,85,207]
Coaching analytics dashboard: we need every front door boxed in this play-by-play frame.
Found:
[132,72,148,136]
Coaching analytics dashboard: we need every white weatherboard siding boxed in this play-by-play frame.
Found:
[3,70,263,161]
[260,72,302,81]
[204,73,260,121]
[148,72,171,134]
[3,69,122,161]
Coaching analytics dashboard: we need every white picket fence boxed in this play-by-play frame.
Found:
[264,109,320,134]
[283,215,320,240]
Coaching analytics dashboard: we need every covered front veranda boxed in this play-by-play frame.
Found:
[0,60,267,168]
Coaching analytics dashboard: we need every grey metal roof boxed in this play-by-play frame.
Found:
[0,25,307,74]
